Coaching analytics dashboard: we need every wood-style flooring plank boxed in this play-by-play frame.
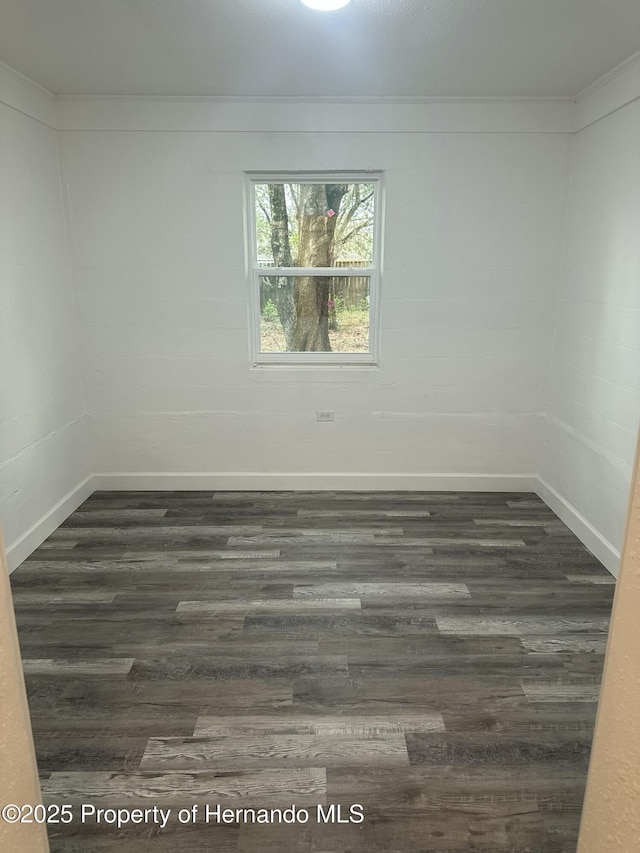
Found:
[176,598,362,613]
[194,712,445,736]
[292,582,470,599]
[21,658,135,676]
[140,734,409,770]
[435,616,609,635]
[41,768,326,805]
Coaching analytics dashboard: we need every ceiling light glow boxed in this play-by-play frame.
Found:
[301,0,351,10]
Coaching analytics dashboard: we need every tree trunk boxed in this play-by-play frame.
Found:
[267,184,295,350]
[294,184,347,351]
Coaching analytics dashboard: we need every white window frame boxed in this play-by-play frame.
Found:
[246,171,383,367]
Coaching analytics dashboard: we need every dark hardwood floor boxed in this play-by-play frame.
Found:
[11,491,614,852]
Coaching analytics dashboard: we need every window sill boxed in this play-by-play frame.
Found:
[251,358,379,370]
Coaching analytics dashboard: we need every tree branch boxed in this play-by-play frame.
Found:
[337,217,373,248]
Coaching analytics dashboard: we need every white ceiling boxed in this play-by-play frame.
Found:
[1,0,640,98]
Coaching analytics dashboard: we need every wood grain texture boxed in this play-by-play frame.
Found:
[11,490,614,851]
[292,582,470,599]
[21,659,135,676]
[194,712,446,737]
[176,598,362,613]
[41,768,326,805]
[140,733,410,770]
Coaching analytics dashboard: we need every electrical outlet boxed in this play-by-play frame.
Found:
[316,410,334,422]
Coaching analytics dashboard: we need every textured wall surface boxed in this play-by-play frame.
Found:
[0,93,90,550]
[541,98,640,554]
[578,432,640,851]
[59,123,569,481]
[0,529,49,852]
[2,55,639,569]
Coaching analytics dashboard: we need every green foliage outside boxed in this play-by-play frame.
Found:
[261,298,369,353]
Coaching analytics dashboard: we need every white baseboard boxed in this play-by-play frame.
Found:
[6,476,95,573]
[93,472,538,493]
[535,478,621,576]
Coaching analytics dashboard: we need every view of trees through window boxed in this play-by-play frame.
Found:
[253,181,376,354]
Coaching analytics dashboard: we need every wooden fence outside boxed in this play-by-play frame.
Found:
[259,259,369,310]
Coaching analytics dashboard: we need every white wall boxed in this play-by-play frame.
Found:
[540,91,640,567]
[0,67,91,567]
[59,109,570,488]
[3,56,638,572]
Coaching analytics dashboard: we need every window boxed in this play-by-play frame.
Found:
[247,173,382,365]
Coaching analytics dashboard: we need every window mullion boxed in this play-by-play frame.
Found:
[254,267,375,277]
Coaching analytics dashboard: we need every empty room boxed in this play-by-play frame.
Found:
[2,1,640,851]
